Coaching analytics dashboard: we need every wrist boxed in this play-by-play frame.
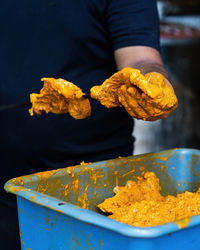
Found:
[133,61,169,81]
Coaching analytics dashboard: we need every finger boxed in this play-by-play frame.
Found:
[118,86,139,118]
[128,84,173,120]
[154,111,171,120]
[129,70,153,97]
[125,86,152,119]
[119,85,149,119]
[146,112,170,121]
[127,86,141,100]
[126,85,170,121]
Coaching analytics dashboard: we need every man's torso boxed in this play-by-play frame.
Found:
[0,0,134,197]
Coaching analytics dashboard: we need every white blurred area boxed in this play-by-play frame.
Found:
[133,119,162,155]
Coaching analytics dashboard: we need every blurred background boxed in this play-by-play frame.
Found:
[133,0,200,154]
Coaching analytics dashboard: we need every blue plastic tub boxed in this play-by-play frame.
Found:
[4,148,200,250]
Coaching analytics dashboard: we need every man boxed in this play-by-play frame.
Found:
[0,0,172,248]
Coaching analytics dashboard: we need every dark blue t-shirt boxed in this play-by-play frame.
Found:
[0,0,160,205]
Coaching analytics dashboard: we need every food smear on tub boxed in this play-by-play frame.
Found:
[29,77,91,119]
[98,171,200,227]
[71,180,80,194]
[176,217,191,229]
[33,169,59,180]
[77,184,90,209]
[63,184,69,196]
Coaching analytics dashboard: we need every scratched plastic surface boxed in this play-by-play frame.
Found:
[4,148,200,250]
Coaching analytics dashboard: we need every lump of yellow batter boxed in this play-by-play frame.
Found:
[29,78,91,119]
[91,67,178,121]
[98,171,200,227]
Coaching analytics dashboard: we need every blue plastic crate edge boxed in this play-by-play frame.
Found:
[4,148,200,239]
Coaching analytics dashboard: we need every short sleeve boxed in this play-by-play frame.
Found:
[106,0,160,51]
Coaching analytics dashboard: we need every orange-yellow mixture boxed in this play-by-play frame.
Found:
[29,78,91,119]
[98,172,200,227]
[91,67,178,121]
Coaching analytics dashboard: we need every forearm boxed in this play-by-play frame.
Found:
[114,46,170,81]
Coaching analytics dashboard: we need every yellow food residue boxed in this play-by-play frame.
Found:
[71,180,80,194]
[90,170,104,185]
[7,185,26,193]
[33,169,59,180]
[29,77,91,119]
[176,217,191,229]
[98,171,200,228]
[63,184,69,196]
[77,184,90,209]
[11,177,24,186]
[90,67,178,121]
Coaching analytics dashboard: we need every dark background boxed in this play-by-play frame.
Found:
[134,0,200,154]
